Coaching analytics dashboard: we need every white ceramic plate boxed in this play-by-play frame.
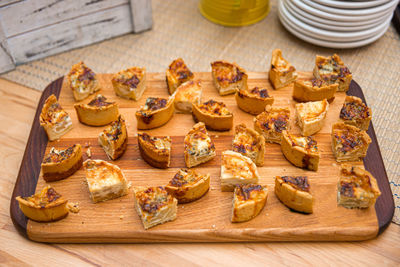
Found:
[311,0,391,9]
[306,0,398,16]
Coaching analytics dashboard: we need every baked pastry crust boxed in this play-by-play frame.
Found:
[295,99,329,136]
[192,99,233,131]
[112,67,146,100]
[292,78,338,102]
[83,159,129,203]
[133,186,178,230]
[98,115,128,160]
[67,61,99,101]
[253,106,290,144]
[232,123,265,166]
[281,131,320,171]
[41,144,83,182]
[231,184,268,223]
[184,122,216,168]
[235,86,274,115]
[174,80,202,113]
[16,186,68,222]
[340,95,372,131]
[338,164,381,208]
[40,94,73,141]
[74,94,119,126]
[165,169,210,203]
[138,132,171,169]
[211,60,248,96]
[269,49,297,89]
[220,150,259,192]
[313,54,352,92]
[136,95,175,130]
[166,58,194,94]
[275,176,313,213]
[331,122,371,162]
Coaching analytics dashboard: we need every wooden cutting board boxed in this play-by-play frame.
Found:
[10,72,394,243]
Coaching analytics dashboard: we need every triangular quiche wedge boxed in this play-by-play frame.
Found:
[98,115,128,160]
[211,60,248,96]
[112,66,146,100]
[184,122,216,168]
[67,61,99,101]
[231,184,268,223]
[137,132,171,169]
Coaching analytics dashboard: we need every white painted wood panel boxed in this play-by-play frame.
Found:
[0,20,15,72]
[130,0,152,32]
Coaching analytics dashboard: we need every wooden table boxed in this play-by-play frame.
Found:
[1,78,399,265]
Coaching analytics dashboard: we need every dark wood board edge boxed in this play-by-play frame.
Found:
[9,77,64,238]
[392,4,400,35]
[9,76,394,241]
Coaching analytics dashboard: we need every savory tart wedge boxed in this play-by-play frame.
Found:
[67,61,99,101]
[275,176,314,213]
[211,60,248,96]
[166,58,194,94]
[235,86,274,115]
[192,99,233,131]
[98,115,128,160]
[220,150,259,192]
[174,80,202,113]
[292,78,338,102]
[133,186,178,230]
[295,99,329,136]
[16,186,68,222]
[231,184,268,223]
[40,94,73,141]
[313,54,352,92]
[41,144,83,182]
[281,131,320,171]
[269,49,297,89]
[232,123,265,166]
[331,122,371,162]
[340,95,372,131]
[138,132,171,169]
[83,159,129,203]
[254,106,290,144]
[136,95,175,130]
[74,94,119,126]
[338,164,381,208]
[184,122,216,168]
[112,67,146,100]
[165,169,210,203]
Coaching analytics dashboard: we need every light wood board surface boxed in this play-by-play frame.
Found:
[1,78,399,264]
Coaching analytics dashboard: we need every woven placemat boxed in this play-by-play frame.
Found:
[2,0,399,224]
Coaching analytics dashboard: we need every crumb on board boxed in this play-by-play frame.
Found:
[86,147,92,158]
[128,182,132,189]
[211,224,216,229]
[84,142,90,148]
[119,215,124,220]
[332,163,337,167]
[67,202,80,213]
[214,135,219,138]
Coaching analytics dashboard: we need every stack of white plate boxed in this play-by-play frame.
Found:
[278,0,399,48]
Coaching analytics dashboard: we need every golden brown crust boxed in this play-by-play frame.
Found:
[98,115,128,160]
[292,78,337,102]
[68,61,99,101]
[269,49,297,89]
[232,123,265,166]
[339,95,372,131]
[192,100,233,131]
[136,96,175,130]
[112,67,146,100]
[137,133,171,169]
[253,106,290,144]
[295,99,329,136]
[275,176,314,213]
[184,122,216,168]
[211,60,248,95]
[231,184,268,223]
[174,80,202,113]
[74,94,119,126]
[166,58,194,94]
[235,86,274,115]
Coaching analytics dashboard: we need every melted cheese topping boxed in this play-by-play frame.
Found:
[256,109,290,133]
[222,151,257,179]
[113,67,144,91]
[197,100,231,116]
[271,50,296,73]
[234,184,267,203]
[233,131,258,157]
[68,61,96,93]
[175,80,202,103]
[211,61,245,87]
[43,145,77,164]
[316,54,351,81]
[85,161,123,191]
[339,165,380,199]
[296,100,328,122]
[287,134,319,153]
[185,124,214,157]
[135,187,172,215]
[139,133,171,152]
[168,169,202,187]
[340,96,370,121]
[168,58,193,83]
[21,186,64,208]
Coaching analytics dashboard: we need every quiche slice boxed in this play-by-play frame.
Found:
[281,131,320,171]
[254,106,290,144]
[220,150,259,192]
[192,99,233,131]
[136,95,175,130]
[74,94,119,126]
[338,164,381,209]
[313,54,352,92]
[112,67,146,100]
[331,122,371,162]
[184,122,216,168]
[275,176,314,213]
[137,132,171,169]
[211,60,248,96]
[83,159,129,203]
[98,115,128,160]
[40,94,73,141]
[235,86,275,115]
[232,123,265,166]
[295,99,329,136]
[165,169,210,203]
[174,80,202,113]
[292,78,338,103]
[340,95,372,131]
[133,186,178,230]
[166,58,194,94]
[67,61,99,101]
[269,49,297,89]
[16,186,69,222]
[41,144,83,182]
[231,184,268,223]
